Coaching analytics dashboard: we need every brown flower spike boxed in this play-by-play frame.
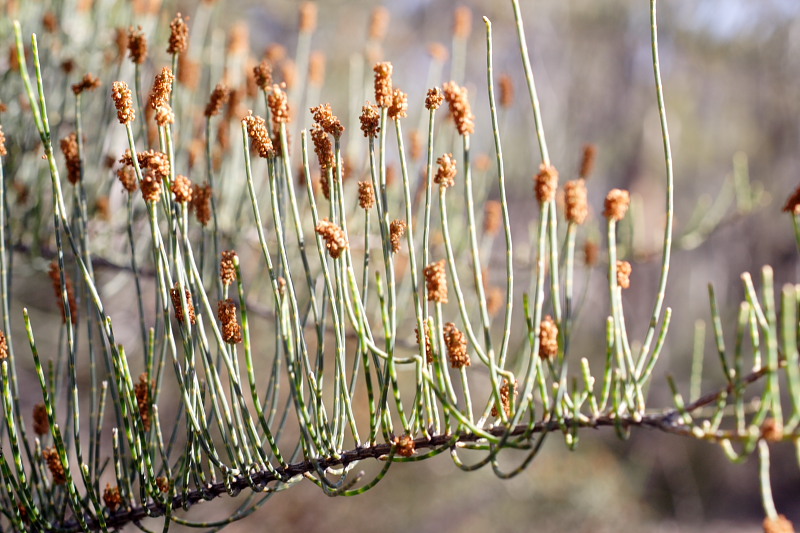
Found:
[604,189,630,221]
[425,87,444,110]
[483,200,502,236]
[49,261,77,324]
[299,2,318,33]
[310,124,334,171]
[358,181,375,210]
[167,13,189,55]
[580,144,597,179]
[415,320,434,364]
[111,81,135,124]
[103,484,122,512]
[388,89,408,120]
[310,103,344,137]
[116,166,137,193]
[148,66,174,110]
[43,447,66,485]
[564,179,588,224]
[761,418,784,442]
[360,103,380,138]
[33,403,49,435]
[191,183,213,225]
[71,73,101,95]
[616,260,632,289]
[135,373,152,431]
[499,74,514,108]
[534,164,558,204]
[584,241,599,267]
[205,83,230,117]
[763,515,795,533]
[395,434,416,457]
[442,81,475,135]
[492,379,518,417]
[172,174,192,203]
[539,315,558,360]
[243,112,274,159]
[218,299,243,344]
[373,62,393,108]
[268,84,291,128]
[316,219,348,258]
[60,132,81,185]
[253,60,273,90]
[389,219,407,253]
[423,260,448,303]
[782,186,800,215]
[434,153,457,188]
[444,322,469,369]
[170,283,196,324]
[220,250,237,286]
[127,26,147,64]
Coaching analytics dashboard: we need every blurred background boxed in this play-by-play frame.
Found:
[4,0,800,530]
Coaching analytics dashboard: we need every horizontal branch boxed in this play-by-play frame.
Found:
[55,364,782,533]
